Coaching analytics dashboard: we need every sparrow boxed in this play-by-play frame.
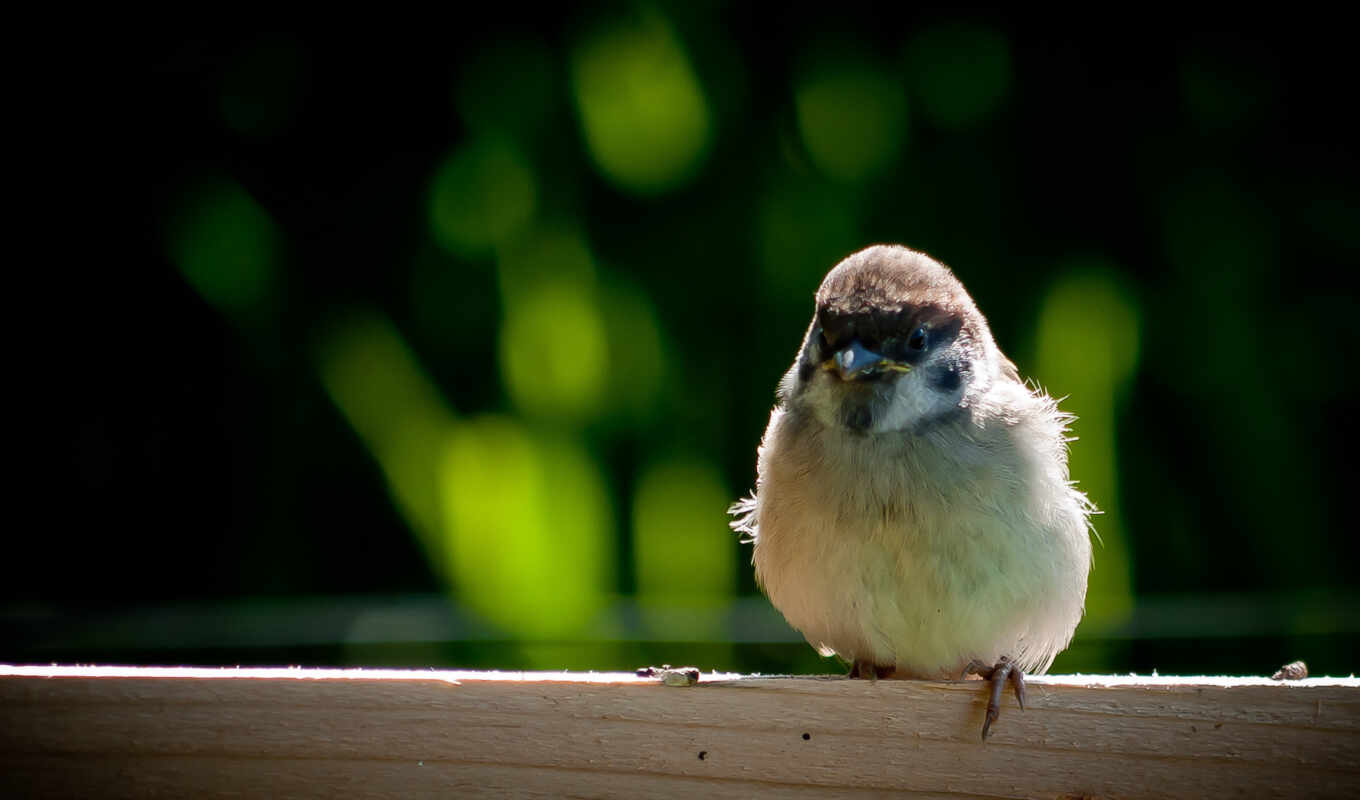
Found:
[730,244,1093,739]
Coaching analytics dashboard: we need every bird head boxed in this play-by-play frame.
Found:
[782,245,1007,435]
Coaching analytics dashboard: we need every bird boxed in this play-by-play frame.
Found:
[730,244,1093,739]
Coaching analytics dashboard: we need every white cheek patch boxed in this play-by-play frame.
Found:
[873,372,941,433]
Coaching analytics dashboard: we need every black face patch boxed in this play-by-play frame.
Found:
[841,399,873,432]
[795,326,828,385]
[929,363,962,393]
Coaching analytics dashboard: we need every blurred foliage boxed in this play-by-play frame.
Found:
[315,312,452,543]
[633,457,738,617]
[429,137,538,257]
[1032,266,1140,633]
[569,8,713,194]
[13,10,1359,677]
[794,56,907,182]
[167,177,282,329]
[904,22,1012,131]
[440,417,615,645]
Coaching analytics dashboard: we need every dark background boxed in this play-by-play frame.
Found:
[11,8,1358,676]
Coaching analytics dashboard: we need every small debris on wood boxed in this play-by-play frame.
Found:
[635,665,701,686]
[1271,660,1308,680]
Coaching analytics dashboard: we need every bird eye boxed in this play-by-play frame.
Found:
[907,327,928,351]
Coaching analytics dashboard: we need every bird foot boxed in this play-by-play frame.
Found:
[963,656,1026,740]
[848,659,896,679]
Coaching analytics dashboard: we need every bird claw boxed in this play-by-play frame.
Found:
[965,656,1026,740]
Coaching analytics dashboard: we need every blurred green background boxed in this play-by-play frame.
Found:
[11,8,1358,676]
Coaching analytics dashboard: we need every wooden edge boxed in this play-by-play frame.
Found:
[2,664,1357,687]
[3,665,1358,798]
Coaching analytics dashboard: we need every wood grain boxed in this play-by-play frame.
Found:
[1,667,1357,798]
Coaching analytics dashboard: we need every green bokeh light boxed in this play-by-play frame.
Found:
[1033,266,1140,640]
[794,64,907,182]
[495,223,597,305]
[632,456,737,636]
[499,280,610,420]
[440,417,614,639]
[906,23,1013,131]
[167,178,281,327]
[314,312,456,550]
[569,10,713,194]
[317,317,616,643]
[428,137,537,258]
[495,224,663,423]
[598,282,667,424]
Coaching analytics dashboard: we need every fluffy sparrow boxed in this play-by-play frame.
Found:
[731,244,1094,738]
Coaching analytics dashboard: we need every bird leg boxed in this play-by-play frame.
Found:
[848,659,896,679]
[963,656,1026,739]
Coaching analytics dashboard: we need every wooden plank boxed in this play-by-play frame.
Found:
[1,667,1357,799]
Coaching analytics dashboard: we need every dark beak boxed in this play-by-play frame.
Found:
[825,341,911,381]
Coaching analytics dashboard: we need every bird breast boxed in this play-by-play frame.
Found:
[748,397,1090,677]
